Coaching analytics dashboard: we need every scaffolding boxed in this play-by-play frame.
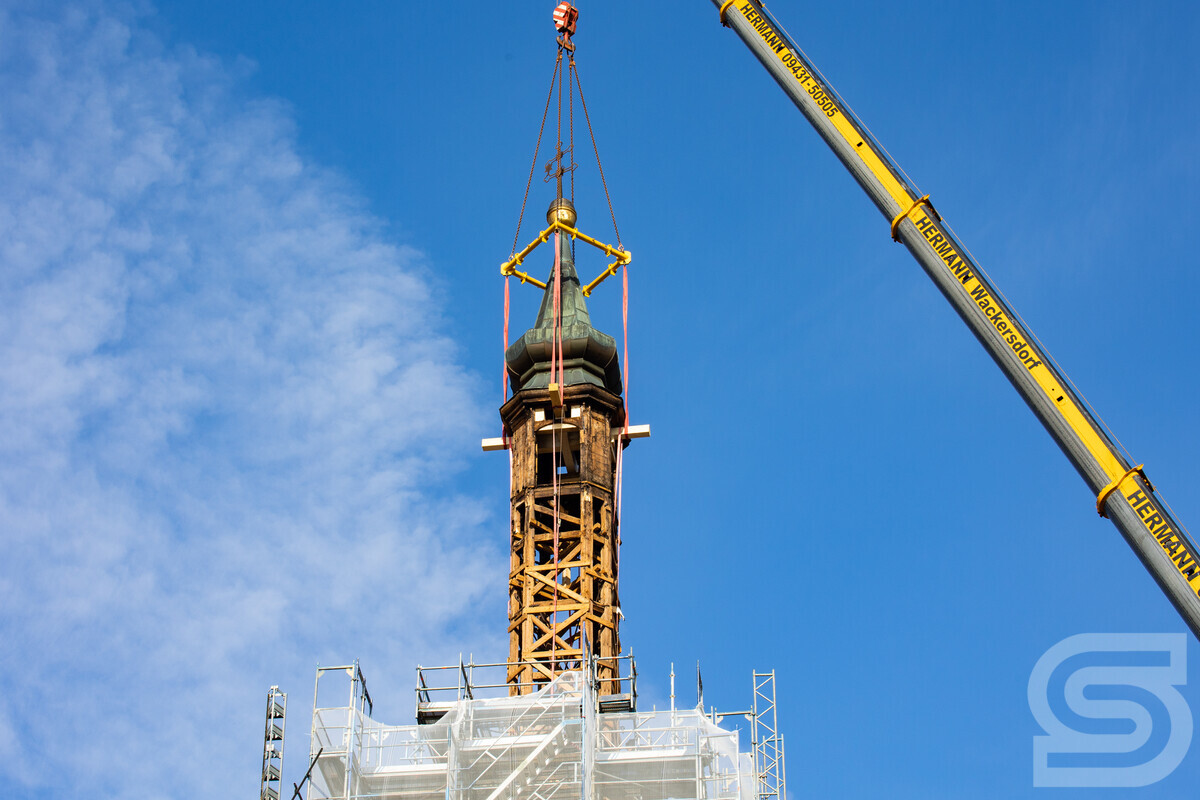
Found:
[751,673,785,800]
[415,654,637,724]
[305,658,764,800]
[262,686,287,800]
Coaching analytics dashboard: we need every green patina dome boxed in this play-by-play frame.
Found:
[505,232,622,395]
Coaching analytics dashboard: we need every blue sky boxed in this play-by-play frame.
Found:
[0,1,1198,797]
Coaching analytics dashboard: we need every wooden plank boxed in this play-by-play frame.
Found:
[531,501,584,526]
[525,602,588,613]
[527,571,591,604]
[610,424,651,439]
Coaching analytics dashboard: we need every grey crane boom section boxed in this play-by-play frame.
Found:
[711,0,1200,638]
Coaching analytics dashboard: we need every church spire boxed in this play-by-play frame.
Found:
[504,201,622,395]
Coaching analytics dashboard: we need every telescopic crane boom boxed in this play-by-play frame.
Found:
[711,0,1200,638]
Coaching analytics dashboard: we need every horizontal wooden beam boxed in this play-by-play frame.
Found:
[611,424,651,440]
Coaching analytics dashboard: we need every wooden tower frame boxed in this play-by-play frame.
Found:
[501,383,624,695]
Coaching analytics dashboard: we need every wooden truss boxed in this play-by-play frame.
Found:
[503,385,623,695]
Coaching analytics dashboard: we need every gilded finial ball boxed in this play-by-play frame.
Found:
[547,198,577,227]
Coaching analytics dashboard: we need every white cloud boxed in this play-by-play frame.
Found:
[0,3,503,796]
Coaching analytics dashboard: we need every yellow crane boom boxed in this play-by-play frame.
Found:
[712,0,1200,637]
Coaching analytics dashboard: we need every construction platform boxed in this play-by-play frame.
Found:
[304,658,782,800]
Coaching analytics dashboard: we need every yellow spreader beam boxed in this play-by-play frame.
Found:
[502,219,631,298]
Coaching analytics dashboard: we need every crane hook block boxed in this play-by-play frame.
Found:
[553,2,579,50]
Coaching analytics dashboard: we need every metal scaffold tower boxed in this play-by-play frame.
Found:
[261,686,287,800]
[752,672,786,800]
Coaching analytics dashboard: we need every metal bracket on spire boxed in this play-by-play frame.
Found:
[501,219,631,297]
[544,142,577,199]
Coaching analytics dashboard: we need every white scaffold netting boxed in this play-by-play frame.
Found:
[307,671,754,800]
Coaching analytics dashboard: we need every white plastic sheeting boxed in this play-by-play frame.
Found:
[308,671,754,800]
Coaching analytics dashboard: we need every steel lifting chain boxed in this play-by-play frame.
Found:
[510,49,562,258]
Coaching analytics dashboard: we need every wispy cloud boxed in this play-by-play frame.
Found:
[0,3,501,796]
